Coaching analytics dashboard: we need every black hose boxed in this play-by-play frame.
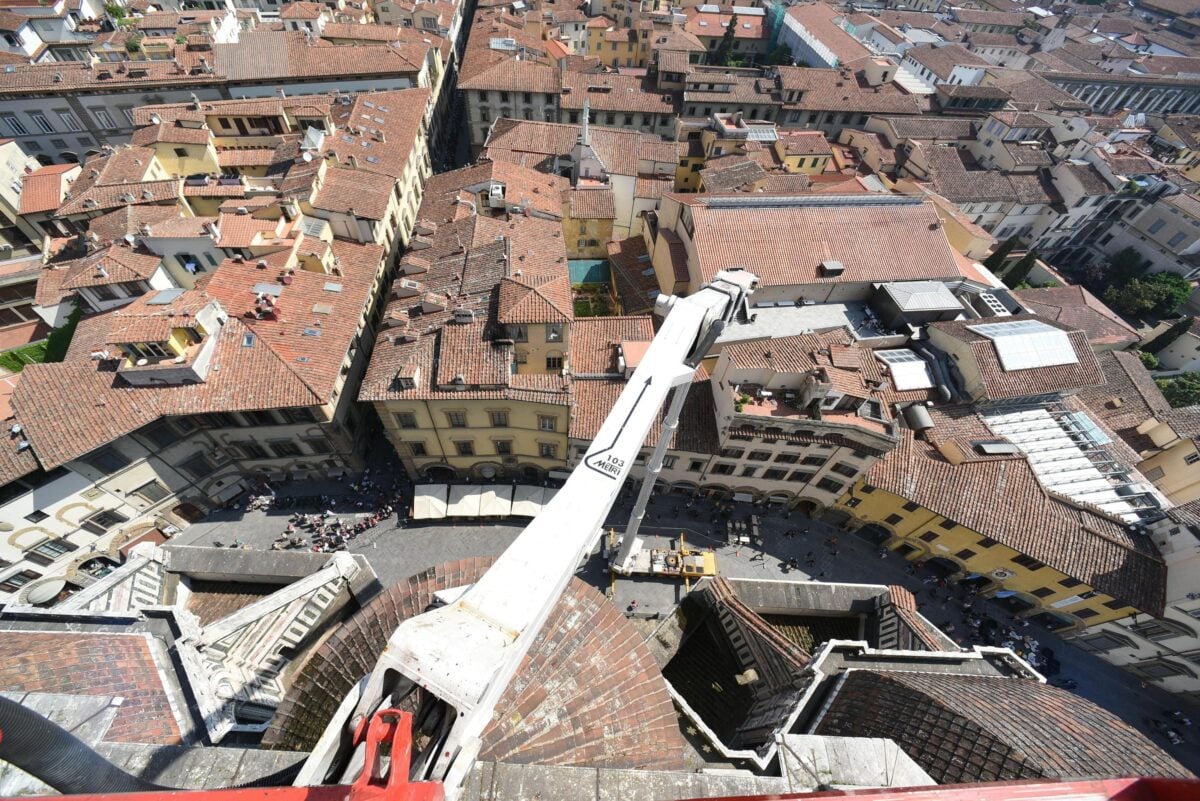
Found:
[0,694,164,794]
[0,695,305,793]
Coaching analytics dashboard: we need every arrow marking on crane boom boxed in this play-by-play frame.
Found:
[583,376,652,480]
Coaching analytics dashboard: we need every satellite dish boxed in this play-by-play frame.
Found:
[302,152,314,162]
[26,579,66,606]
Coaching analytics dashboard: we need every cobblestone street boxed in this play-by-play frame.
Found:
[172,477,1200,775]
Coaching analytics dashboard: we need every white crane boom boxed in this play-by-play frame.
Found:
[299,271,758,799]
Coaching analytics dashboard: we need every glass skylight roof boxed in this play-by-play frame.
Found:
[968,320,1078,371]
[875,349,935,390]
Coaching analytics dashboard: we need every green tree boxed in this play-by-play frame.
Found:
[1138,350,1160,370]
[1108,246,1148,288]
[982,236,1018,273]
[765,44,792,66]
[712,13,738,66]
[1003,250,1038,287]
[1144,315,1196,354]
[1158,372,1200,408]
[1105,272,1192,318]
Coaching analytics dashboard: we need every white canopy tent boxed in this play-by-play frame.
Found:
[412,484,449,519]
[447,485,483,517]
[478,486,514,517]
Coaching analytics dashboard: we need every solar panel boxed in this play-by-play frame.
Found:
[875,349,934,390]
[968,320,1078,371]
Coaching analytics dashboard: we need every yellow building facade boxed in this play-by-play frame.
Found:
[377,396,570,481]
[834,481,1139,632]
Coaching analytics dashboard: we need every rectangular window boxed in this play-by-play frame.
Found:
[445,411,467,428]
[1059,576,1082,588]
[955,548,977,561]
[538,415,557,432]
[978,536,997,548]
[885,513,904,525]
[800,456,826,467]
[1075,608,1098,619]
[394,412,418,429]
[1012,553,1045,570]
[747,451,771,461]
[815,477,844,493]
[687,459,704,472]
[545,355,563,371]
[721,448,745,459]
[1148,218,1166,234]
[539,442,558,459]
[1030,586,1055,598]
[763,468,787,480]
[269,440,303,458]
[231,441,269,459]
[489,411,509,428]
[132,481,170,503]
[1185,452,1200,465]
[0,569,40,592]
[494,440,512,455]
[789,470,814,483]
[304,437,332,455]
[24,510,48,523]
[830,463,858,478]
[939,519,957,530]
[902,501,920,512]
[141,420,180,449]
[774,453,799,464]
[1,115,26,136]
[80,509,128,535]
[741,466,757,477]
[29,538,77,562]
[58,112,82,131]
[93,109,115,128]
[454,440,474,456]
[29,113,53,134]
[919,531,938,542]
[1168,232,1187,248]
[408,442,427,457]
[82,447,131,474]
[712,463,735,475]
[177,452,217,480]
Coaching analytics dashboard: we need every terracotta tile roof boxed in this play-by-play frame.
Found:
[58,243,162,290]
[929,315,1105,400]
[421,161,568,223]
[325,87,430,180]
[559,70,679,115]
[265,558,690,769]
[15,242,379,468]
[874,116,976,143]
[1074,351,1173,452]
[215,30,430,83]
[130,122,212,147]
[435,320,511,386]
[563,187,615,219]
[279,1,325,19]
[607,236,659,315]
[570,374,718,453]
[776,66,924,116]
[483,118,653,178]
[311,167,395,220]
[569,315,653,375]
[866,405,1166,614]
[1013,285,1140,349]
[905,43,990,80]
[634,174,674,199]
[815,671,1188,782]
[686,8,767,41]
[0,632,184,745]
[217,149,277,168]
[497,274,573,324]
[782,3,869,64]
[952,8,1028,26]
[18,163,78,215]
[671,194,962,288]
